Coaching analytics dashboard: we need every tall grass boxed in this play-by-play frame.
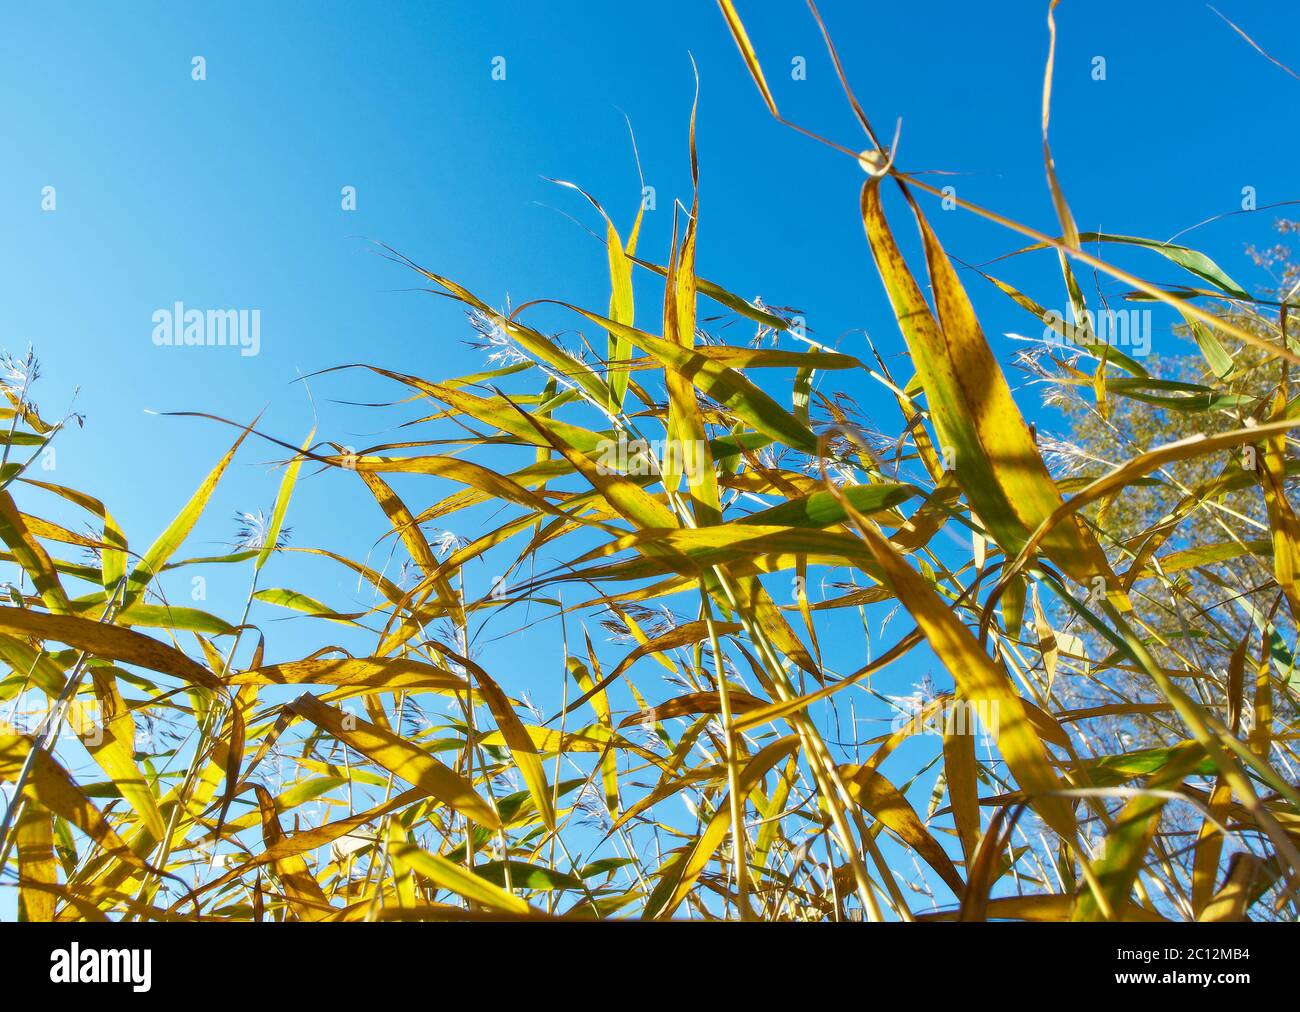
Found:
[0,1,1296,921]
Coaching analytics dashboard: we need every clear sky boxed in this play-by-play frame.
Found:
[1,0,1297,913]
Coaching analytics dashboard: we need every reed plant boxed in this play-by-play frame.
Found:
[0,1,1296,922]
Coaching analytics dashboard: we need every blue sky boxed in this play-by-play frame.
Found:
[1,0,1297,914]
